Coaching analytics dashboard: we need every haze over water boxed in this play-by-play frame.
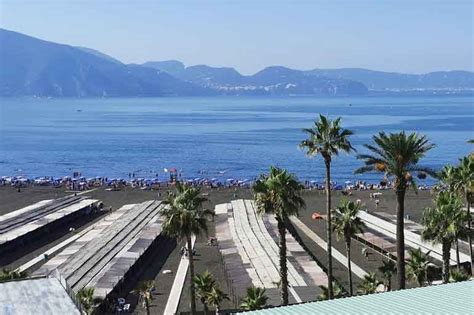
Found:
[0,96,472,184]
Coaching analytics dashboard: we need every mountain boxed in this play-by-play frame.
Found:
[0,29,210,97]
[1,29,472,97]
[144,63,368,96]
[142,60,185,76]
[306,68,474,91]
[75,47,122,65]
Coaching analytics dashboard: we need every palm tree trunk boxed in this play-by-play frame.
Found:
[442,239,451,283]
[455,236,460,271]
[277,217,289,305]
[324,157,333,299]
[466,194,473,273]
[187,235,197,315]
[387,277,392,292]
[145,299,150,315]
[215,305,220,315]
[396,187,406,290]
[345,237,353,296]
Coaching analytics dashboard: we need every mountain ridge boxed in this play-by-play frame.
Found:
[1,28,472,97]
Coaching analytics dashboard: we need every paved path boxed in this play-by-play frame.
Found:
[357,211,471,264]
[289,217,368,279]
[164,235,196,315]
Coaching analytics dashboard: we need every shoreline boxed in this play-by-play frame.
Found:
[1,174,435,192]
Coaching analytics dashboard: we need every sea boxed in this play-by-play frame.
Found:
[0,96,473,185]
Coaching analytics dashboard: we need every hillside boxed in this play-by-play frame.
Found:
[307,68,474,90]
[0,29,210,97]
[144,64,368,96]
[1,28,472,97]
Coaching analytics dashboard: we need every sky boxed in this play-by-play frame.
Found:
[0,0,472,75]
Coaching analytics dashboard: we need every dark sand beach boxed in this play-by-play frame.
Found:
[0,185,436,313]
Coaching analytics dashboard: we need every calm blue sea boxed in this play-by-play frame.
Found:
[0,96,472,184]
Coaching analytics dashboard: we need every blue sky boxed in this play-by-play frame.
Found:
[0,0,472,74]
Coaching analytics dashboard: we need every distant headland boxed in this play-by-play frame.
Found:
[1,29,473,98]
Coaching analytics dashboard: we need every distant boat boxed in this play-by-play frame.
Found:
[77,109,82,112]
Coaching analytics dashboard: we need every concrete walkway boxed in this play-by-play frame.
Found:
[289,217,368,279]
[357,211,471,264]
[164,235,196,315]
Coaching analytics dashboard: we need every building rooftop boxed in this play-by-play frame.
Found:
[0,277,80,315]
[242,280,474,314]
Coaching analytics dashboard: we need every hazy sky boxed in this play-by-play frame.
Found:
[1,0,472,74]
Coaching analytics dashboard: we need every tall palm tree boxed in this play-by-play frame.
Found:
[406,248,431,287]
[332,199,365,296]
[421,191,465,283]
[438,165,458,192]
[437,164,463,268]
[254,166,305,305]
[357,272,382,295]
[300,114,355,298]
[355,131,435,289]
[133,280,154,315]
[207,287,229,314]
[194,271,216,313]
[76,287,102,315]
[453,156,474,271]
[160,182,214,315]
[240,287,269,311]
[317,281,345,301]
[378,260,396,291]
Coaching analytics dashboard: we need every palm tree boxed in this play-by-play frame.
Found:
[240,287,269,311]
[378,260,396,291]
[332,199,365,296]
[437,165,463,268]
[422,191,465,283]
[133,280,154,315]
[207,287,229,314]
[0,268,27,282]
[160,182,214,315]
[406,248,431,287]
[300,114,355,298]
[450,270,470,283]
[76,287,102,315]
[357,272,382,295]
[453,156,474,271]
[438,165,458,192]
[317,281,345,301]
[194,271,216,313]
[355,131,435,289]
[253,166,305,305]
